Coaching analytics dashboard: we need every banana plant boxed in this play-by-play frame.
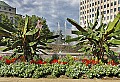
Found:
[66,9,120,62]
[0,15,59,62]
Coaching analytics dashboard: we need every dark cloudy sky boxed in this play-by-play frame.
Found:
[3,0,79,31]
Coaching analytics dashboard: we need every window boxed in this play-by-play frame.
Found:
[104,17,106,20]
[119,1,120,4]
[87,10,89,13]
[81,7,82,10]
[104,5,106,8]
[110,16,112,19]
[111,2,113,6]
[114,15,116,18]
[107,10,109,13]
[92,8,94,12]
[83,6,84,9]
[95,2,97,5]
[114,8,116,12]
[4,7,6,10]
[107,4,109,7]
[92,14,94,17]
[80,12,82,15]
[101,6,103,9]
[104,0,106,2]
[118,7,120,11]
[107,16,109,20]
[98,7,99,9]
[114,1,116,5]
[80,2,82,5]
[103,11,106,14]
[90,4,91,7]
[90,9,91,12]
[98,1,100,4]
[90,20,91,23]
[9,9,11,11]
[92,3,94,6]
[92,19,93,22]
[110,9,113,13]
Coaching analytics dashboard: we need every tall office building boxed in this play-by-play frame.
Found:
[79,0,120,25]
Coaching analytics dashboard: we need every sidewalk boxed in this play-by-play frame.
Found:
[0,77,120,82]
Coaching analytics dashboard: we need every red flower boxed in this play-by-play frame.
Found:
[85,60,91,66]
[61,62,68,65]
[43,61,47,64]
[36,60,43,64]
[11,58,17,63]
[82,59,88,63]
[51,59,58,64]
[5,59,11,65]
[108,60,118,66]
[30,60,35,64]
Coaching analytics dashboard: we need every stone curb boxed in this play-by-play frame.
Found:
[0,78,120,82]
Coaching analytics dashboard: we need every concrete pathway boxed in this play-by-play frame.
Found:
[0,78,120,82]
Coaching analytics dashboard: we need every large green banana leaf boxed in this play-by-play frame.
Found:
[22,16,28,37]
[0,23,18,33]
[67,18,87,32]
[106,13,120,34]
[0,29,11,36]
[26,28,39,35]
[108,40,120,45]
[12,40,22,49]
[46,35,59,40]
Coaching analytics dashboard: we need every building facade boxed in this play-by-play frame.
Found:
[80,0,120,25]
[0,1,16,21]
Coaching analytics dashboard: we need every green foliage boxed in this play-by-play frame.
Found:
[86,64,120,78]
[51,54,59,60]
[65,62,89,79]
[0,14,58,61]
[67,10,120,61]
[51,64,68,77]
[0,62,119,79]
[65,54,74,65]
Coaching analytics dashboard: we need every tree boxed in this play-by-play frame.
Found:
[0,14,58,61]
[66,9,120,62]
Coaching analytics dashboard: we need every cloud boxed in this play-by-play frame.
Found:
[3,0,79,31]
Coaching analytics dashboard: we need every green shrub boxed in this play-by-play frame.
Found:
[65,62,89,79]
[85,64,120,78]
[51,63,68,77]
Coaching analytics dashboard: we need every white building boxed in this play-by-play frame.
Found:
[0,1,16,21]
[80,0,120,25]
